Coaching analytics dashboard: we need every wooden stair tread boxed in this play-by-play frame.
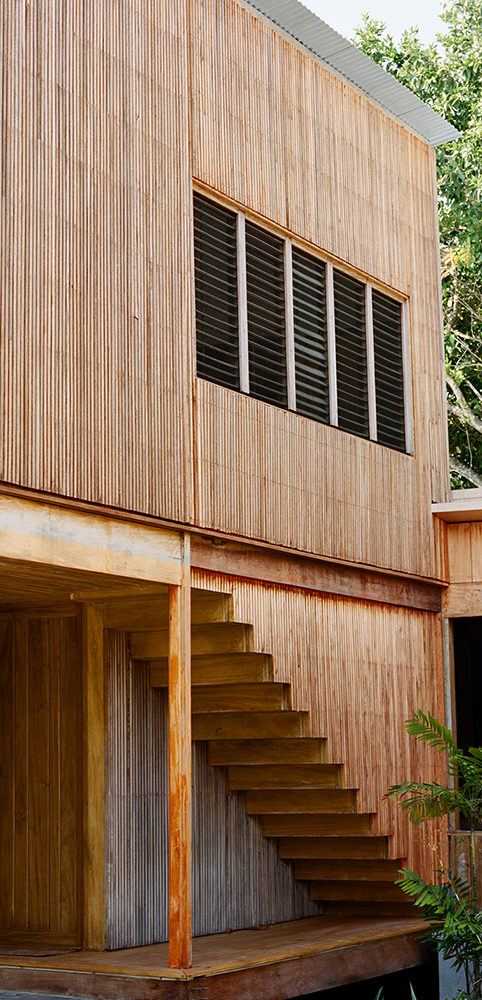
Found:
[246,789,355,814]
[150,652,273,687]
[309,881,407,902]
[262,814,372,837]
[131,622,254,659]
[294,859,402,881]
[106,589,232,631]
[322,901,418,918]
[209,739,328,765]
[193,711,310,741]
[191,683,291,713]
[228,764,342,789]
[278,837,388,860]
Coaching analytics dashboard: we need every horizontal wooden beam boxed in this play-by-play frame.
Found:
[191,537,442,612]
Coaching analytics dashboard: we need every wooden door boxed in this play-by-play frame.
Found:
[0,614,82,947]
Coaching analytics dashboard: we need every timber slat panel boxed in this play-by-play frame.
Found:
[278,837,388,860]
[150,652,273,687]
[0,615,81,942]
[193,711,310,741]
[246,789,355,815]
[228,764,342,789]
[0,622,14,929]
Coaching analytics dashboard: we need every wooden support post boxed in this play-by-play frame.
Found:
[168,534,192,969]
[81,603,105,951]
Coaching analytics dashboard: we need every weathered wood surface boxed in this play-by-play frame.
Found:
[0,614,81,945]
[1,0,449,579]
[168,539,192,969]
[191,0,450,576]
[192,569,447,877]
[82,604,105,951]
[0,0,193,521]
[191,537,443,609]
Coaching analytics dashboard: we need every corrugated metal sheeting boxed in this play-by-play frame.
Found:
[105,632,317,950]
[242,0,460,146]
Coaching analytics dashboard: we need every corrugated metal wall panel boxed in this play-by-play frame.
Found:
[105,630,316,949]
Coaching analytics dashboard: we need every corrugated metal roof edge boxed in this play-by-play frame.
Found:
[242,0,461,147]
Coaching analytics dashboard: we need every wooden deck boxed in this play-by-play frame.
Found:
[0,915,431,999]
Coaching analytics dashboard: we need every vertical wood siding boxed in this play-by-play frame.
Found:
[190,0,450,578]
[104,630,316,949]
[0,0,193,521]
[192,570,447,879]
[0,615,81,940]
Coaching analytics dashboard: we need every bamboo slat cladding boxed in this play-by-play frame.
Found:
[105,631,315,949]
[105,633,169,950]
[190,0,450,575]
[195,380,438,577]
[191,570,447,880]
[0,0,193,519]
[192,743,318,936]
[0,615,81,942]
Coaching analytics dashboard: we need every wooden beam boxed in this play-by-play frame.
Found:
[191,537,442,612]
[82,604,105,951]
[168,535,192,970]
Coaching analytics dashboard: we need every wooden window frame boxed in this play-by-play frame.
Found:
[194,191,411,454]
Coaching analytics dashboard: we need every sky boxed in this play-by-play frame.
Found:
[303,0,444,48]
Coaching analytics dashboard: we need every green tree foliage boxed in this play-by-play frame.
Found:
[386,711,482,998]
[354,0,482,488]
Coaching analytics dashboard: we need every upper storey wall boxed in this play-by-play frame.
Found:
[0,0,194,521]
[190,0,450,578]
[0,0,450,577]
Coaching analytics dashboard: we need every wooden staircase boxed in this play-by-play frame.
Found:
[129,590,414,918]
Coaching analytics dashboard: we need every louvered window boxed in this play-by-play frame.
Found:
[194,194,239,391]
[292,248,328,424]
[373,290,405,452]
[246,222,287,408]
[193,192,410,453]
[334,271,369,439]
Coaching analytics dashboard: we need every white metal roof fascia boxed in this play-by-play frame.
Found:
[242,0,461,147]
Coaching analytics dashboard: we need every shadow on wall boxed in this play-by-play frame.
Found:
[285,959,439,999]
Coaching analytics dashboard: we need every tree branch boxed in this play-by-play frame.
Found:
[450,456,482,489]
[446,374,482,434]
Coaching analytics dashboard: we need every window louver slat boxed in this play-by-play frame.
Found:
[246,222,287,408]
[373,290,406,451]
[292,248,329,423]
[194,193,239,391]
[334,271,369,439]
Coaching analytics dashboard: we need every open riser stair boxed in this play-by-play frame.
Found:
[129,589,414,917]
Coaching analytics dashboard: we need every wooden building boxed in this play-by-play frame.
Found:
[0,0,470,996]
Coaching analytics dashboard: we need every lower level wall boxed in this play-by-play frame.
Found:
[104,631,317,950]
[191,569,447,879]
